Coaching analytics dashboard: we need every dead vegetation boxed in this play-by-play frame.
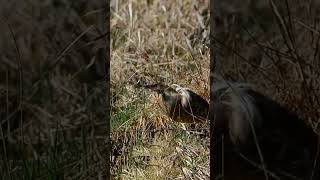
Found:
[212,1,320,178]
[214,0,320,132]
[111,0,210,179]
[0,0,107,179]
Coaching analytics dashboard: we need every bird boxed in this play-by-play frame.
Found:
[142,83,209,124]
[140,80,320,179]
[211,80,320,180]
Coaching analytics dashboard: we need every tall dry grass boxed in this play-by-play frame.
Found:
[0,1,107,179]
[111,0,210,179]
[213,0,320,132]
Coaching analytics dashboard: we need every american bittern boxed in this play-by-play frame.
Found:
[143,83,209,124]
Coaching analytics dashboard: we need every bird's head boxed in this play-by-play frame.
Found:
[141,83,208,123]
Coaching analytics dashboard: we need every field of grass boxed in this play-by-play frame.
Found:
[0,1,107,179]
[213,0,320,129]
[2,0,320,179]
[111,0,210,179]
[212,1,320,179]
[111,0,320,179]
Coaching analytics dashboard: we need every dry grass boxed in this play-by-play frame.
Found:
[211,1,320,179]
[111,0,210,179]
[0,1,107,179]
[110,0,320,179]
[214,0,320,131]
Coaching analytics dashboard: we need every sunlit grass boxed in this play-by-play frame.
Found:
[111,0,210,179]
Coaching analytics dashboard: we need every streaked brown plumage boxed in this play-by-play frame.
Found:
[143,83,209,124]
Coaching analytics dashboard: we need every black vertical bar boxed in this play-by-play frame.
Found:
[101,0,110,179]
[210,0,223,179]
